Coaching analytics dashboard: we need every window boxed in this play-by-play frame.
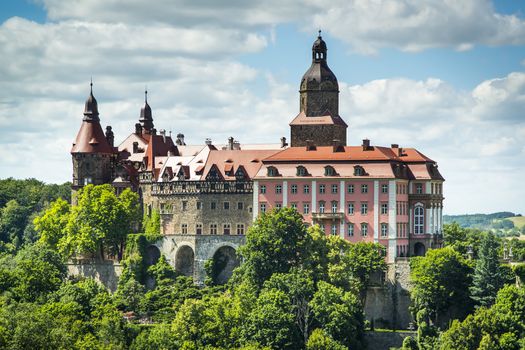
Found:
[416,183,423,194]
[196,223,202,235]
[182,201,188,211]
[325,166,336,176]
[260,203,267,213]
[267,166,278,177]
[291,202,297,210]
[276,203,282,210]
[211,202,217,210]
[196,201,202,210]
[381,223,388,238]
[361,184,368,193]
[223,224,231,235]
[361,223,368,236]
[260,185,266,194]
[275,185,282,194]
[236,224,245,235]
[303,203,310,214]
[348,184,354,193]
[319,184,326,194]
[361,203,368,215]
[181,223,188,234]
[354,166,364,176]
[382,184,388,193]
[381,203,388,215]
[223,201,230,210]
[210,224,217,235]
[297,166,308,176]
[291,184,298,194]
[319,201,325,213]
[414,205,424,234]
[331,201,338,213]
[331,184,338,194]
[347,202,355,215]
[331,224,338,236]
[303,185,310,194]
[348,223,354,236]
[237,202,244,210]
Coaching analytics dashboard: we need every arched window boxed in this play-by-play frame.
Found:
[324,165,336,176]
[354,165,364,176]
[296,166,308,176]
[414,205,424,234]
[267,166,279,177]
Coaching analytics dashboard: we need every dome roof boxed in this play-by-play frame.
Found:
[300,32,338,92]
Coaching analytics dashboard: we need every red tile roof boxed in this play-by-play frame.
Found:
[71,121,113,154]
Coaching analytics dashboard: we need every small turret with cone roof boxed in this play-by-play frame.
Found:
[139,89,154,134]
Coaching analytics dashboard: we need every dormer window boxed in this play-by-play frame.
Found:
[296,166,308,176]
[324,165,336,176]
[267,166,279,177]
[354,165,365,176]
[235,166,247,181]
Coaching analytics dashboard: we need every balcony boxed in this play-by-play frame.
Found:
[311,212,345,220]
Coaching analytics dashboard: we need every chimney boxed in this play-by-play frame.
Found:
[176,133,186,146]
[205,138,212,146]
[306,140,316,151]
[332,139,343,152]
[398,147,404,156]
[152,128,157,135]
[105,126,114,147]
[233,141,241,150]
[280,137,288,148]
[132,141,139,154]
[362,139,370,151]
[228,136,234,150]
[160,129,166,143]
[391,144,399,149]
[135,123,142,135]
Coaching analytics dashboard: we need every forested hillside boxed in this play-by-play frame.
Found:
[0,178,70,251]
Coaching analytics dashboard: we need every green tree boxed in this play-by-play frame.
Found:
[439,285,525,350]
[0,200,29,247]
[244,288,299,349]
[310,281,364,349]
[306,328,346,350]
[35,198,70,249]
[236,207,311,288]
[470,232,505,307]
[443,222,467,247]
[410,247,472,325]
[12,243,66,302]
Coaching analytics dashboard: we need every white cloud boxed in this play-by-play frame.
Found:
[37,0,525,53]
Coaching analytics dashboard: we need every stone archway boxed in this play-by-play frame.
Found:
[414,242,426,257]
[175,245,195,277]
[210,246,239,285]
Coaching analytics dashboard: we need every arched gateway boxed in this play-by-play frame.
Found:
[157,235,245,284]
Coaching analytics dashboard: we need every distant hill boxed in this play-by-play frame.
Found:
[444,212,524,236]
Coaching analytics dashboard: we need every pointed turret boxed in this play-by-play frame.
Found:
[139,90,154,134]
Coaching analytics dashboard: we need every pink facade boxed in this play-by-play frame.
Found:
[253,144,444,262]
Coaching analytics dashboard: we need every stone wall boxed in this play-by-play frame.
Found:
[364,331,416,350]
[290,124,347,147]
[67,261,123,292]
[364,259,413,330]
[158,192,253,236]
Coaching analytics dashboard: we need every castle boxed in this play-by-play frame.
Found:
[71,33,444,287]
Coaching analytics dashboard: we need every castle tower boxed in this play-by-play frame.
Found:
[290,32,348,147]
[71,82,115,203]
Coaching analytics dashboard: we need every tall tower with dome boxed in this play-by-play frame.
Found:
[290,32,348,147]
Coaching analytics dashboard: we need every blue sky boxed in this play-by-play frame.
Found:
[0,0,524,215]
